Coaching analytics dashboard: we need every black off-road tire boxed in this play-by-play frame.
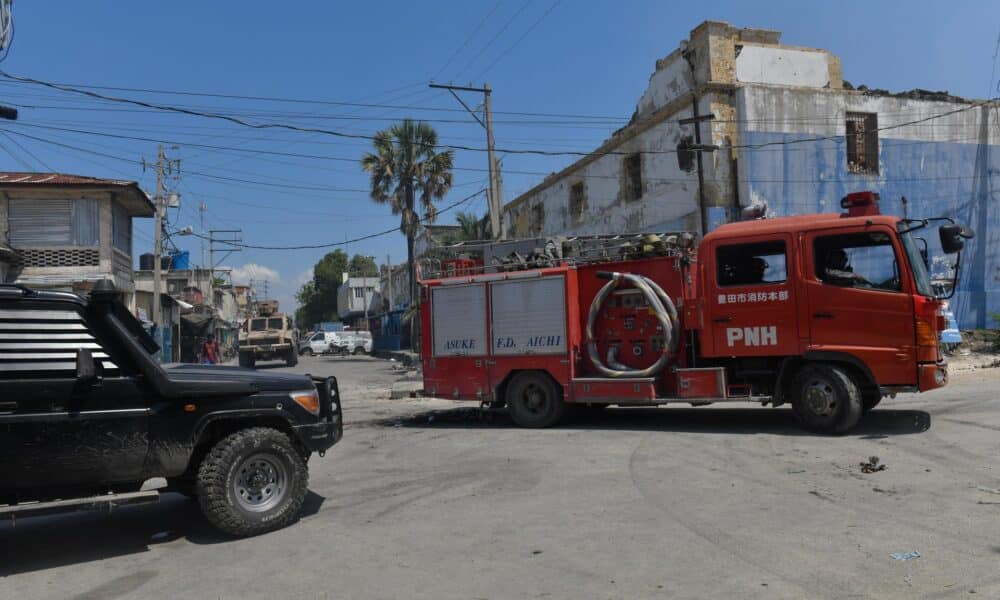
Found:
[789,363,863,434]
[238,352,255,368]
[196,427,309,537]
[285,347,298,367]
[506,371,566,428]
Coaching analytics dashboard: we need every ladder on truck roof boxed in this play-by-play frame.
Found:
[420,231,698,280]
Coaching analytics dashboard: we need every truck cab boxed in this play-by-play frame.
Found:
[699,192,949,405]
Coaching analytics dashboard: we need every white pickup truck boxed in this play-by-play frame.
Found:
[303,330,373,356]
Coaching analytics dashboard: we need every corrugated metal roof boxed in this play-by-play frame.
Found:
[0,172,137,186]
[0,172,154,217]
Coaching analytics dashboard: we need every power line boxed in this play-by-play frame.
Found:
[473,0,562,80]
[0,130,52,169]
[7,95,991,161]
[0,77,630,120]
[185,188,487,250]
[9,120,989,182]
[454,0,532,80]
[432,0,503,81]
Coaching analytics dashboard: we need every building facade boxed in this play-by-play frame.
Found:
[337,275,379,326]
[501,21,998,327]
[0,172,154,306]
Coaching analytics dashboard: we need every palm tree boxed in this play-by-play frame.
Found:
[455,211,492,241]
[361,120,454,343]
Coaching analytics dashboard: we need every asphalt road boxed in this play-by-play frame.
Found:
[2,355,999,599]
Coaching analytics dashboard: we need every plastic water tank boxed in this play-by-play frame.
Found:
[139,253,155,271]
[169,250,190,271]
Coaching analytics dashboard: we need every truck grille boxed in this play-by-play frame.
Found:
[253,337,280,346]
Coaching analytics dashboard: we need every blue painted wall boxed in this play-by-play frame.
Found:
[738,132,999,328]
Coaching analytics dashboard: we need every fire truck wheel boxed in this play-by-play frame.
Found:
[789,364,862,434]
[862,391,882,412]
[506,372,566,428]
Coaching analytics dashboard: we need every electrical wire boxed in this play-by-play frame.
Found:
[432,0,503,81]
[184,188,487,250]
[472,0,562,80]
[452,0,533,81]
[0,131,53,170]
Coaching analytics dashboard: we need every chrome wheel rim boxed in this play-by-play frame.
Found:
[234,453,286,512]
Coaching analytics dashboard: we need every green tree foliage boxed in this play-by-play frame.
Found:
[348,254,378,277]
[295,250,379,330]
[360,119,454,305]
[455,211,491,241]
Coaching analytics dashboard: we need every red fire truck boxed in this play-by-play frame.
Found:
[419,192,973,433]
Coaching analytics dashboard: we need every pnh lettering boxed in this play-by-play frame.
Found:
[446,339,476,351]
[726,326,777,347]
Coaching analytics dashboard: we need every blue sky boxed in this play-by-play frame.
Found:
[0,1,997,310]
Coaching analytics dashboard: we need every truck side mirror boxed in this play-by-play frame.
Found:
[76,348,98,383]
[939,224,975,254]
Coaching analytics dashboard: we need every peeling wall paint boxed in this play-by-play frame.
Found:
[737,86,999,328]
[735,45,831,88]
[499,19,997,327]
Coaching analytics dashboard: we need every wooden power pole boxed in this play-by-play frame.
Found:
[429,82,504,239]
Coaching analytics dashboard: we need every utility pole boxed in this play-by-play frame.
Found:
[142,145,180,340]
[199,202,207,270]
[429,82,504,239]
[386,254,393,311]
[208,229,243,298]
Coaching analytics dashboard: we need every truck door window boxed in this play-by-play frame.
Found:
[310,333,323,342]
[814,232,901,292]
[717,240,787,286]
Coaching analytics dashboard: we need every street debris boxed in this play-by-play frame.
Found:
[890,550,921,561]
[787,468,805,474]
[976,486,1000,495]
[860,456,887,474]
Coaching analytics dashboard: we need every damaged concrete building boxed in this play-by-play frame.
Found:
[501,20,998,327]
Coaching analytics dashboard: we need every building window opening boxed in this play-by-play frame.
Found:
[569,182,586,223]
[530,203,545,236]
[846,112,878,174]
[623,153,642,201]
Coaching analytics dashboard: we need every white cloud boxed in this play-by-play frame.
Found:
[228,263,280,286]
[294,268,314,287]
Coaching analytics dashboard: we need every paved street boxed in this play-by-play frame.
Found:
[2,355,999,599]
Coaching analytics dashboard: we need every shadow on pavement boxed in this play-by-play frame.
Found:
[0,490,325,576]
[381,405,932,437]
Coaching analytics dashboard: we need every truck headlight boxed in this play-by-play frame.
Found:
[289,389,321,415]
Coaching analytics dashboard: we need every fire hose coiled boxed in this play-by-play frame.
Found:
[586,271,679,378]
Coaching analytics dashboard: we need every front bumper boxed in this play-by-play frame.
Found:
[292,376,344,453]
[918,362,948,392]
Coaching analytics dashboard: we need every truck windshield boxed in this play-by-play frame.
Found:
[250,319,267,331]
[267,318,284,329]
[897,226,934,297]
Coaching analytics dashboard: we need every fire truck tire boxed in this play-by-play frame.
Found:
[862,391,882,412]
[506,372,566,428]
[789,364,862,434]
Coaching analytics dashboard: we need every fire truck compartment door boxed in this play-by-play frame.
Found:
[431,284,488,357]
[490,275,567,355]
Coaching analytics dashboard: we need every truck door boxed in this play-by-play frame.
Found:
[0,304,150,490]
[703,234,799,357]
[804,228,916,385]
